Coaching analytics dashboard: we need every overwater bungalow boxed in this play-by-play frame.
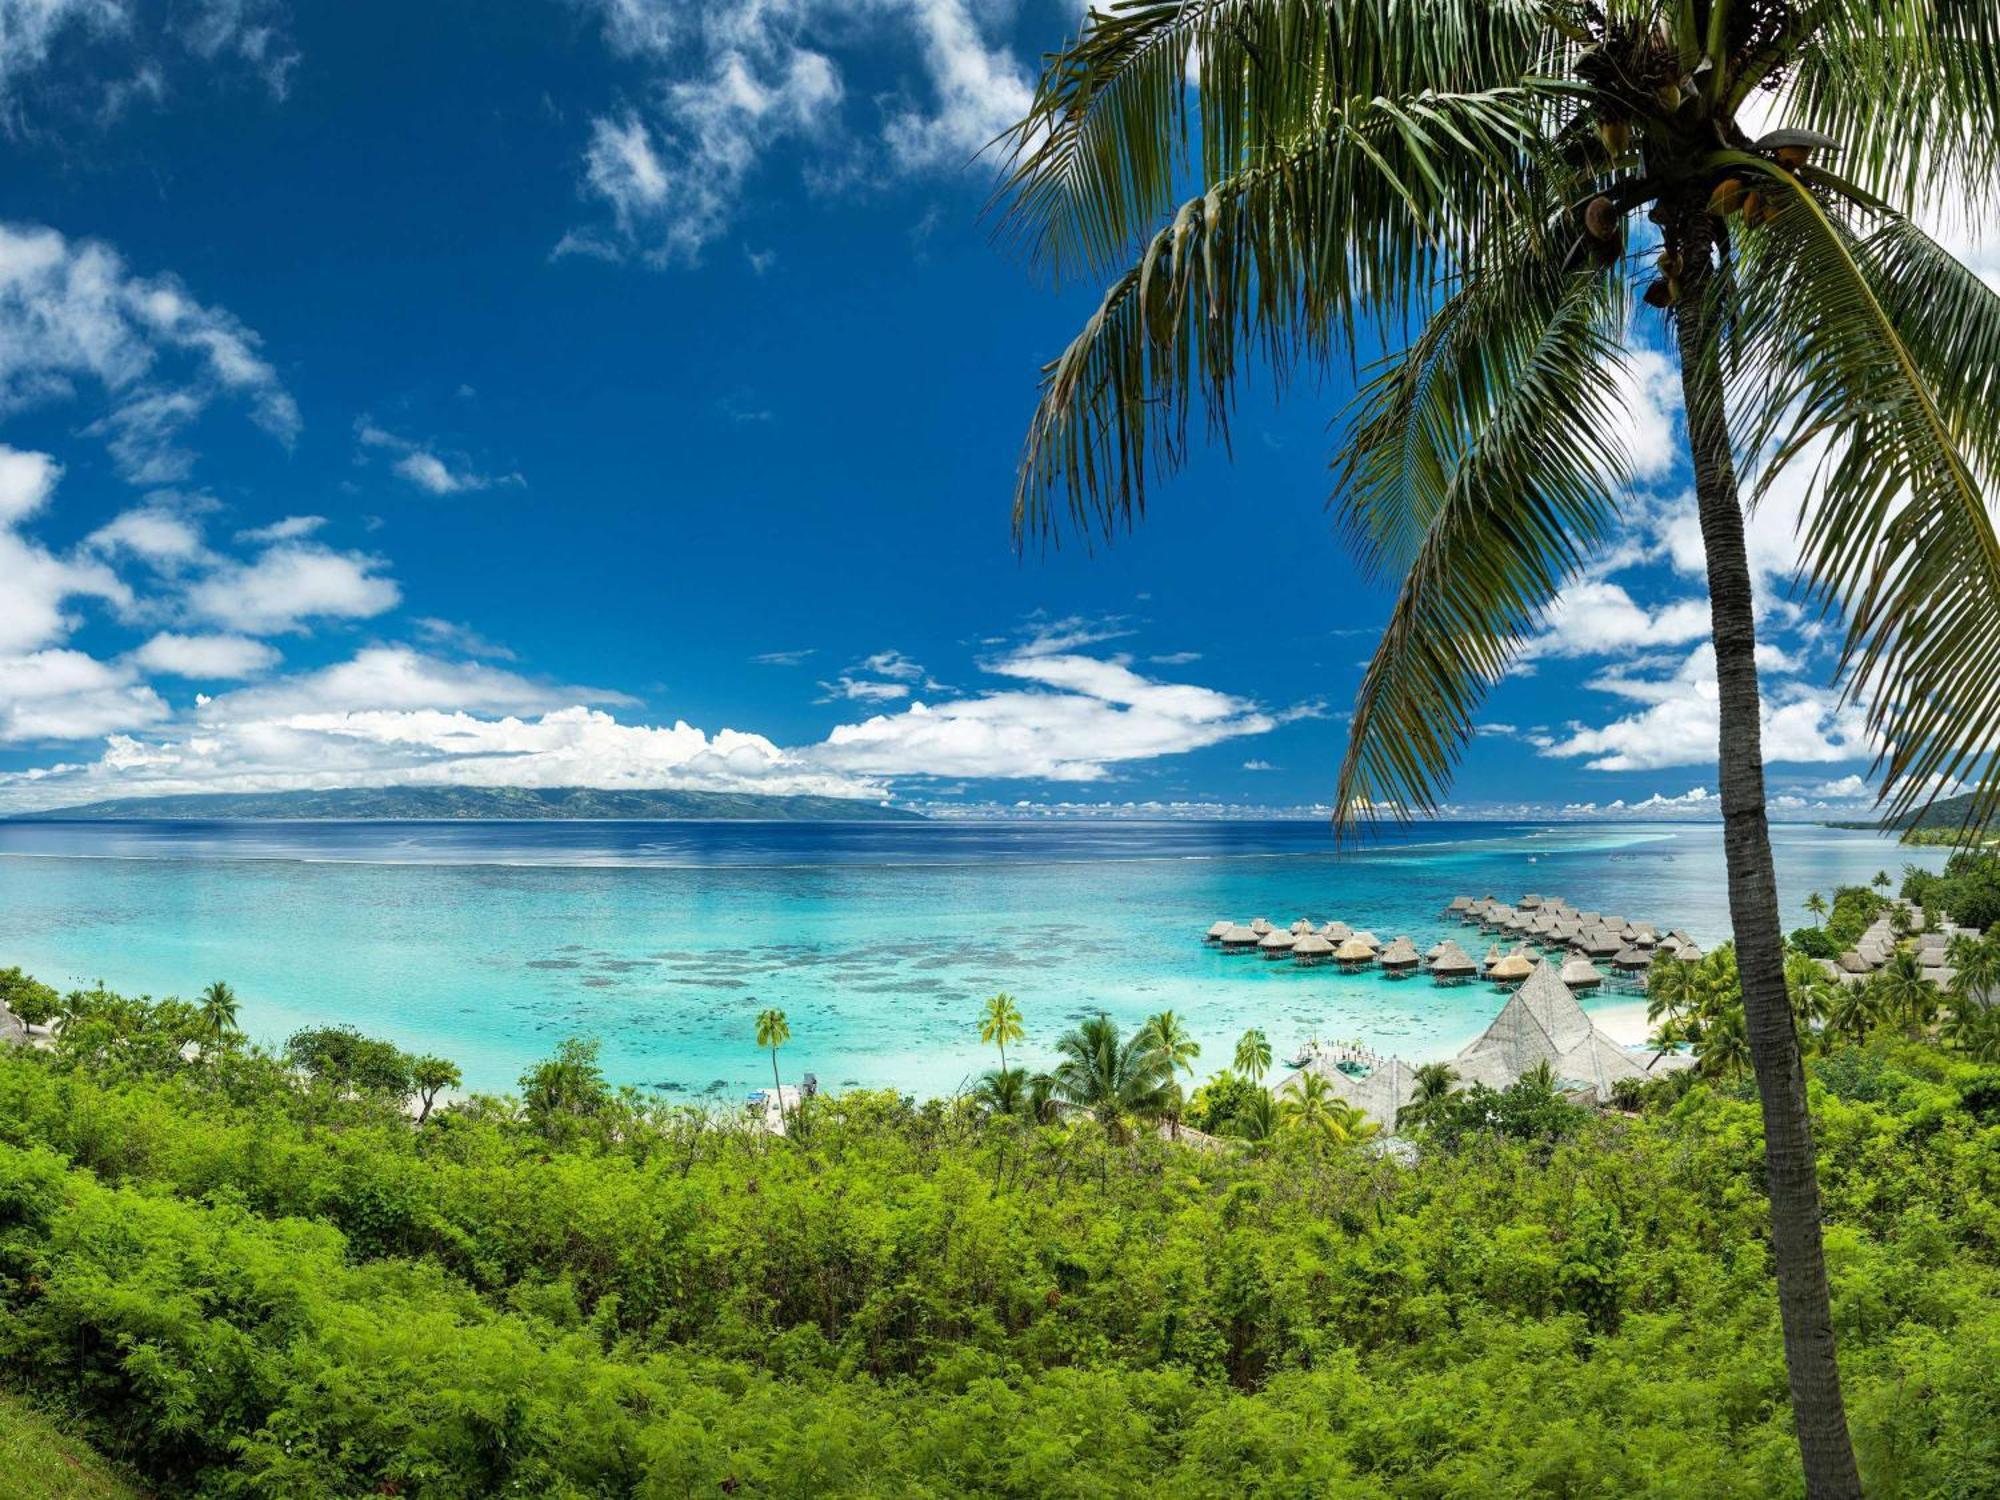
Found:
[1489,951,1534,986]
[1292,932,1335,966]
[1676,944,1705,964]
[1204,919,1233,944]
[1422,939,1448,966]
[1560,954,1605,991]
[1481,943,1504,973]
[1334,937,1377,970]
[1350,930,1383,952]
[1289,918,1317,935]
[1445,896,1473,917]
[1219,924,1259,953]
[1430,943,1477,985]
[1578,928,1623,958]
[1258,928,1298,960]
[1323,920,1354,943]
[1250,917,1274,935]
[1380,937,1421,977]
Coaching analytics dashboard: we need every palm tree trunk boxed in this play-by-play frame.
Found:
[1672,205,1862,1500]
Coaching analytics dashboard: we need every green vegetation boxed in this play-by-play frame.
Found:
[1901,853,2000,936]
[0,1392,143,1499]
[8,785,921,822]
[998,3,2000,1486]
[0,969,1993,1495]
[1827,791,2000,845]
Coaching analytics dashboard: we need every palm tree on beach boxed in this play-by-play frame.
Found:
[1233,1027,1273,1082]
[998,7,2000,1486]
[198,981,239,1062]
[1873,872,1895,894]
[755,1007,791,1122]
[979,992,1025,1073]
[1396,1061,1461,1132]
[1804,892,1827,928]
[1052,1014,1172,1141]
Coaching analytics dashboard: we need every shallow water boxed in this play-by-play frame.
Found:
[0,817,1936,1097]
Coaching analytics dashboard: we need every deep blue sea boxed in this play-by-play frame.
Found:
[0,817,1936,1099]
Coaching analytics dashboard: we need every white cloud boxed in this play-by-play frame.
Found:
[0,442,59,522]
[128,631,278,679]
[0,446,128,654]
[234,513,323,544]
[1608,343,1681,481]
[0,649,166,742]
[202,646,627,719]
[356,421,511,495]
[0,223,298,482]
[813,650,1281,781]
[184,542,400,634]
[1542,643,1873,772]
[86,503,209,567]
[1521,580,1711,659]
[566,0,1031,265]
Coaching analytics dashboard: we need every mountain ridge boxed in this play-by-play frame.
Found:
[4,786,922,822]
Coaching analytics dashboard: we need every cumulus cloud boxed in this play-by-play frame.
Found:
[183,542,400,634]
[128,631,279,679]
[0,223,298,483]
[812,649,1284,781]
[1541,643,1873,772]
[0,446,128,654]
[564,0,1031,265]
[0,649,166,742]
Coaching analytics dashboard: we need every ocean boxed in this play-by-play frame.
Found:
[0,817,1937,1099]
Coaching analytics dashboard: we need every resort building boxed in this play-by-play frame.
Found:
[1451,959,1658,1101]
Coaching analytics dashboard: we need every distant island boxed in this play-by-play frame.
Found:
[1825,790,1994,846]
[6,786,923,823]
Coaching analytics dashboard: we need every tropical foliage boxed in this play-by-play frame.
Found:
[0,970,1993,1494]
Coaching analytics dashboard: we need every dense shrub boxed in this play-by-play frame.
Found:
[0,978,1992,1495]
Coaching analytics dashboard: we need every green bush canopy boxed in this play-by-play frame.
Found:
[0,975,1993,1496]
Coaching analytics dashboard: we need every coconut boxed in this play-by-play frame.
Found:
[1597,119,1631,155]
[1584,196,1620,241]
[1643,279,1674,308]
[1707,178,1746,215]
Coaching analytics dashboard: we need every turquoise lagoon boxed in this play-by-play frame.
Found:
[0,817,1939,1099]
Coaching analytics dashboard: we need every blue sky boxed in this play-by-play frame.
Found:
[0,0,1978,818]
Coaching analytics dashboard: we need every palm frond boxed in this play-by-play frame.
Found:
[994,0,1560,278]
[1331,262,1631,831]
[1777,0,2000,216]
[1014,85,1558,544]
[1729,162,2000,835]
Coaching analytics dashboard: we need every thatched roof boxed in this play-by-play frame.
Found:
[1290,918,1317,935]
[1334,937,1377,962]
[1206,920,1234,938]
[1676,944,1705,964]
[1380,937,1421,966]
[1560,955,1604,988]
[1578,929,1623,957]
[1431,943,1477,976]
[1259,929,1297,950]
[1250,918,1273,934]
[1292,932,1334,957]
[1351,930,1382,950]
[1454,960,1648,1100]
[1323,921,1354,942]
[1489,952,1534,981]
[1447,896,1473,911]
[1220,925,1259,945]
[1611,946,1651,970]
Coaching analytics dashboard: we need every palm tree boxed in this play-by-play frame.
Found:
[1804,892,1828,928]
[1138,1010,1201,1081]
[1948,933,2000,1012]
[976,1066,1027,1117]
[1873,951,1938,1036]
[1943,1001,2000,1065]
[1233,1027,1273,1082]
[1396,1061,1461,1133]
[1872,871,1895,894]
[755,1007,790,1122]
[978,992,1025,1073]
[197,981,239,1060]
[1225,1085,1280,1144]
[1282,1073,1381,1145]
[1051,1014,1172,1140]
[1784,952,1835,1034]
[1000,12,2000,1487]
[1825,982,1884,1049]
